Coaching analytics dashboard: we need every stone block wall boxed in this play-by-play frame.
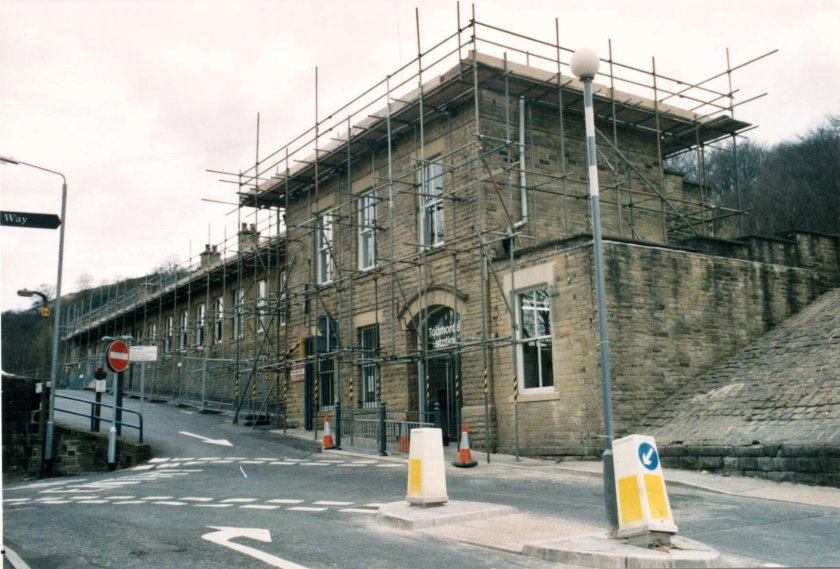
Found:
[3,375,150,480]
[2,376,41,480]
[52,425,151,476]
[660,444,840,488]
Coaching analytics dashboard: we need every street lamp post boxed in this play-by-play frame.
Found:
[17,288,50,478]
[1,155,68,476]
[570,49,619,534]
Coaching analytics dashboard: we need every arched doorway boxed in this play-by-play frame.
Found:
[417,306,460,445]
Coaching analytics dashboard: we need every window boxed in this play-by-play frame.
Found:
[419,160,444,247]
[179,311,189,350]
[517,288,554,390]
[358,191,376,270]
[214,296,224,344]
[359,324,380,407]
[257,280,268,334]
[233,288,245,339]
[195,303,206,347]
[164,316,173,352]
[317,214,334,283]
[147,323,157,344]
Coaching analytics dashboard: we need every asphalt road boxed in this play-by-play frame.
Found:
[3,392,839,568]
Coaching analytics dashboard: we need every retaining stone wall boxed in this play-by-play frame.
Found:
[3,375,150,480]
[660,444,840,488]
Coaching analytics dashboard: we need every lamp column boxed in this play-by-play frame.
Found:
[570,48,619,534]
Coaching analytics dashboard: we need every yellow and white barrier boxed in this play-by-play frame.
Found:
[406,428,448,506]
[613,434,678,538]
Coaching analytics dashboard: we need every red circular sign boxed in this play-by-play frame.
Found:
[106,340,130,372]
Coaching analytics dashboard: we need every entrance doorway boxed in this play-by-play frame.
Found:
[418,306,460,445]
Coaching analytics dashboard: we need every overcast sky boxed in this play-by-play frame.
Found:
[1,0,837,313]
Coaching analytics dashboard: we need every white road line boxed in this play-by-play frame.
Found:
[240,505,281,510]
[339,508,379,514]
[222,498,258,503]
[270,462,300,466]
[211,460,235,464]
[255,457,277,461]
[149,458,170,463]
[143,496,174,500]
[267,499,304,504]
[12,479,83,490]
[287,507,327,512]
[198,457,221,461]
[376,464,402,468]
[113,501,146,505]
[300,463,330,467]
[317,460,345,464]
[350,460,377,464]
[240,466,248,478]
[181,497,214,502]
[3,498,31,503]
[39,500,72,505]
[77,500,109,504]
[365,503,386,508]
[105,496,136,500]
[337,464,366,467]
[132,465,156,470]
[4,546,33,569]
[313,501,354,506]
[195,504,234,508]
[239,460,265,465]
[155,501,188,506]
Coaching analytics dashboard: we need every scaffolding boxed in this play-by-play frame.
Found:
[62,8,773,453]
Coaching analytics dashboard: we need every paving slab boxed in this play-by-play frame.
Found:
[378,499,516,530]
[378,499,723,568]
[525,534,721,569]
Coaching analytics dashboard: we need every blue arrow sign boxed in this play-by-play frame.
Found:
[638,442,659,471]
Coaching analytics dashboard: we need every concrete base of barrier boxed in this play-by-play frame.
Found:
[379,500,517,530]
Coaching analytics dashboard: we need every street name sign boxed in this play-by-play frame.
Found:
[106,340,130,373]
[0,211,62,229]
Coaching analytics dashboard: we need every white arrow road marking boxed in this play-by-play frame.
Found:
[178,431,233,447]
[642,447,655,466]
[202,527,310,569]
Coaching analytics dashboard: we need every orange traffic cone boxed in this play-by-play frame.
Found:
[322,414,335,449]
[399,418,410,453]
[452,421,477,468]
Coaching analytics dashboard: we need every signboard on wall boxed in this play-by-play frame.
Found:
[290,363,305,382]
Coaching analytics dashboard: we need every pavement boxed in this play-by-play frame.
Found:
[272,428,840,568]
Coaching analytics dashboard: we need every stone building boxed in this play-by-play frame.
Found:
[63,20,839,457]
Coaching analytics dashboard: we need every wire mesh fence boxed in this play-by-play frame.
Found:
[62,353,269,413]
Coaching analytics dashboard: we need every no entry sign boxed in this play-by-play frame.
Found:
[106,340,130,373]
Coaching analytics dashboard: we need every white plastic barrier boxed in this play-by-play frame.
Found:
[406,428,448,506]
[613,434,678,538]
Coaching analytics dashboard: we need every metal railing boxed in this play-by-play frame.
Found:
[337,402,434,454]
[54,392,144,442]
